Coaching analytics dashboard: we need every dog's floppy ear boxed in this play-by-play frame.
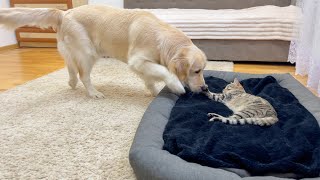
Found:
[168,48,191,82]
[168,58,190,82]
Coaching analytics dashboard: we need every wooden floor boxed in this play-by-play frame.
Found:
[0,48,316,95]
[0,48,64,91]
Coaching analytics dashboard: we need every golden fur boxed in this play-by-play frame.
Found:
[0,5,207,98]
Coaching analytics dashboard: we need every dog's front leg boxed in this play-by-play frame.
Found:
[128,57,185,96]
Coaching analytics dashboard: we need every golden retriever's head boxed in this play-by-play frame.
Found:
[168,46,207,93]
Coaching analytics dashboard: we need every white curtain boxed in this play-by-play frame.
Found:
[288,0,320,96]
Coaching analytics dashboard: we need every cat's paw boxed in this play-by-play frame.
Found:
[208,113,225,122]
[205,92,214,99]
[209,117,221,122]
[207,113,219,117]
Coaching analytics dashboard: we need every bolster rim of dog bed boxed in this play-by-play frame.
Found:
[129,71,320,180]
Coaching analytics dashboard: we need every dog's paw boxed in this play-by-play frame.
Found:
[151,92,159,97]
[167,81,185,95]
[68,78,78,89]
[172,86,186,95]
[146,84,161,97]
[88,90,105,99]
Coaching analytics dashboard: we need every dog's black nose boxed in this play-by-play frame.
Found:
[201,85,209,92]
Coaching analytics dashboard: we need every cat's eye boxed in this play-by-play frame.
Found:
[195,70,201,74]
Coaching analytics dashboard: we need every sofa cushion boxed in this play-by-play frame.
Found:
[124,0,292,9]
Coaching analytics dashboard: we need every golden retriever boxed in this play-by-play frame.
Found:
[0,5,208,98]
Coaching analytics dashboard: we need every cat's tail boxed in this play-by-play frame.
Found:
[243,117,278,126]
[0,8,63,30]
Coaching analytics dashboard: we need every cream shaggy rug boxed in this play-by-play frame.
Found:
[0,58,233,179]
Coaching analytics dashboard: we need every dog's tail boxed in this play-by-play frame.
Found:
[0,8,63,30]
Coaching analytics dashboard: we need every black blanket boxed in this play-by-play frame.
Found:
[163,76,320,178]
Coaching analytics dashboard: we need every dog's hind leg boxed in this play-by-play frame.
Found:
[78,59,105,99]
[67,61,78,89]
[58,38,104,99]
[58,42,78,89]
[57,19,105,99]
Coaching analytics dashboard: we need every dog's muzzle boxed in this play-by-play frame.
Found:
[201,84,209,92]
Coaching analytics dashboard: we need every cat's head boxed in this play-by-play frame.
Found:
[223,78,245,94]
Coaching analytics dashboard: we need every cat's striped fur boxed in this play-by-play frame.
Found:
[206,79,278,126]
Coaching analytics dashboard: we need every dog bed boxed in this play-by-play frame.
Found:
[129,71,320,180]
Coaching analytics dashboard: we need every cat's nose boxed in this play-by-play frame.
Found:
[201,85,209,92]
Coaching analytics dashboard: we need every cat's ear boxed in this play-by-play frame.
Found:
[234,78,241,86]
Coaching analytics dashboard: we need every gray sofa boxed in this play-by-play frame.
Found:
[124,0,296,62]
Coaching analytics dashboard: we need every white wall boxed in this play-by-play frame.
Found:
[0,0,17,47]
[89,0,123,8]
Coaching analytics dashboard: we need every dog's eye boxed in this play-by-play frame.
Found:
[195,70,201,74]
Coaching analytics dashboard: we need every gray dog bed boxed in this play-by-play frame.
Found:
[129,71,320,180]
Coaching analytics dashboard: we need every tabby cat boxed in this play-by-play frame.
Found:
[204,79,278,126]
